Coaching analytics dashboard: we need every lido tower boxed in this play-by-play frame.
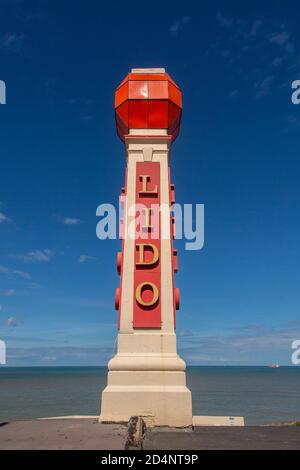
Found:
[100,68,193,427]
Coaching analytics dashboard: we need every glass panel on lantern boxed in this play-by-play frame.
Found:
[169,83,182,108]
[116,101,129,125]
[148,81,168,99]
[148,100,169,128]
[168,101,181,133]
[129,100,149,128]
[115,82,129,108]
[129,80,148,99]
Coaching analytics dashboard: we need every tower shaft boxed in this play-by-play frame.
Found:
[100,70,192,427]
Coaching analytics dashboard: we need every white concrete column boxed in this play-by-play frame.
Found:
[100,132,192,427]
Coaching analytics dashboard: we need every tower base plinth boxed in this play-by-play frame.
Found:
[100,345,193,427]
[100,384,192,427]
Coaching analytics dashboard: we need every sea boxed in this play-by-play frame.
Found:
[0,366,299,425]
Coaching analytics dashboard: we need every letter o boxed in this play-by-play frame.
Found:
[136,282,159,308]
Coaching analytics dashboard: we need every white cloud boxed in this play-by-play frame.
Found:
[178,323,300,365]
[1,33,25,53]
[78,255,97,264]
[5,316,20,327]
[27,282,40,289]
[0,266,9,274]
[269,29,294,56]
[0,265,31,279]
[229,89,239,98]
[82,115,93,122]
[214,14,298,100]
[245,19,263,38]
[0,212,11,224]
[12,269,31,279]
[216,12,233,28]
[11,249,54,262]
[269,31,290,46]
[63,217,81,225]
[169,16,190,37]
[56,215,82,225]
[254,75,274,98]
[272,56,284,67]
[1,289,16,297]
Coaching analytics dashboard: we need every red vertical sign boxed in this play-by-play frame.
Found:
[133,162,161,328]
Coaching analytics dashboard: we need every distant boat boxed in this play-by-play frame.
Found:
[267,364,281,368]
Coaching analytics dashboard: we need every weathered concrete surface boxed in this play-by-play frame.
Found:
[0,419,127,450]
[0,419,300,450]
[144,426,300,450]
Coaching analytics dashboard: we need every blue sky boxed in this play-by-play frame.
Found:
[0,0,300,366]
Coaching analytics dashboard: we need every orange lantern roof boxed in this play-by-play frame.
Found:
[115,68,182,143]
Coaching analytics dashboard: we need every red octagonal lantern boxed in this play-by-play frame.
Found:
[115,69,182,143]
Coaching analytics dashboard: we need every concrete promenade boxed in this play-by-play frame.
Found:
[1,418,300,450]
